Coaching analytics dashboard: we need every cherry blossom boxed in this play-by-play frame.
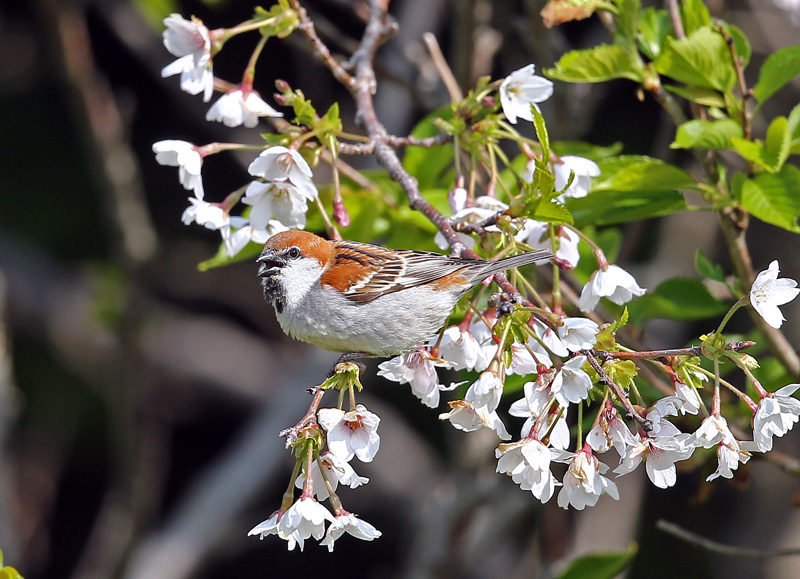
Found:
[707,440,751,481]
[181,197,226,229]
[587,405,636,457]
[317,405,381,463]
[320,513,382,551]
[220,218,278,258]
[465,371,505,413]
[295,451,369,501]
[499,64,554,124]
[645,401,683,437]
[439,399,511,440]
[206,88,283,128]
[508,385,571,449]
[377,350,457,407]
[553,156,600,200]
[673,379,703,415]
[557,449,619,510]
[579,264,646,313]
[517,221,581,268]
[438,320,495,372]
[550,356,593,406]
[152,140,205,199]
[614,433,694,489]
[558,317,599,352]
[248,146,318,201]
[509,379,551,420]
[243,180,316,230]
[496,438,565,502]
[276,497,336,551]
[533,320,569,357]
[690,415,734,449]
[448,186,468,213]
[248,510,302,550]
[160,14,214,101]
[752,383,800,451]
[749,260,799,329]
[507,338,553,375]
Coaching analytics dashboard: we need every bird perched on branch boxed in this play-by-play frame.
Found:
[257,230,552,358]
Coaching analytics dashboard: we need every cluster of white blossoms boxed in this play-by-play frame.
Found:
[377,260,800,511]
[153,12,800,550]
[153,14,316,258]
[249,404,383,551]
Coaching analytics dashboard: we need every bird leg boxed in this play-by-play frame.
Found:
[281,354,371,447]
[326,352,369,377]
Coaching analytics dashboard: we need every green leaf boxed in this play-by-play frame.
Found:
[531,105,551,163]
[592,156,698,192]
[629,277,728,323]
[788,103,800,153]
[695,249,726,283]
[402,107,454,189]
[637,7,673,61]
[724,24,751,69]
[671,118,743,150]
[614,0,640,47]
[556,544,638,579]
[545,44,643,83]
[551,141,624,160]
[569,156,692,227]
[680,0,710,34]
[132,0,180,29]
[766,115,790,170]
[753,45,800,106]
[654,27,736,92]
[732,114,792,172]
[568,190,686,226]
[740,165,800,232]
[0,568,24,579]
[527,199,574,224]
[731,138,775,170]
[663,85,726,107]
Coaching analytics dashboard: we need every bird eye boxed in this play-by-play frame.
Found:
[288,247,301,259]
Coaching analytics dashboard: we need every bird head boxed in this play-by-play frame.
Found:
[257,230,333,312]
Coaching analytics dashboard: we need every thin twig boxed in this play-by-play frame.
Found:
[422,32,463,101]
[657,520,800,559]
[717,22,752,140]
[454,211,503,234]
[289,0,356,90]
[597,341,755,361]
[667,0,686,39]
[584,351,647,424]
[350,0,468,254]
[337,133,452,155]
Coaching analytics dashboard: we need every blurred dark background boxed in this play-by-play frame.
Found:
[1,0,799,577]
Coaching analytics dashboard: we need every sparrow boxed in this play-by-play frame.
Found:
[257,230,552,357]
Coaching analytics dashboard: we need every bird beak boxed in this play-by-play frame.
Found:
[257,252,286,278]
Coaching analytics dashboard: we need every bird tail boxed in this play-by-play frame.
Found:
[478,249,553,277]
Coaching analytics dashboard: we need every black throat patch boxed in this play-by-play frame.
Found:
[261,277,285,314]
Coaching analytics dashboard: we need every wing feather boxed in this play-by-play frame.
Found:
[323,241,475,302]
[321,240,551,303]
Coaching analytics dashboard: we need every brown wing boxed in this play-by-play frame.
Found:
[321,241,476,303]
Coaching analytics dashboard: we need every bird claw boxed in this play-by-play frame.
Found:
[326,354,368,377]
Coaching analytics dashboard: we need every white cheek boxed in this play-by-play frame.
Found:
[279,258,324,307]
